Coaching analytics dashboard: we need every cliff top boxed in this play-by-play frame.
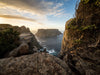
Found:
[0,24,30,33]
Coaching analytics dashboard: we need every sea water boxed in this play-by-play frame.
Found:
[36,34,63,56]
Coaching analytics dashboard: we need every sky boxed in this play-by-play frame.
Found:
[0,0,78,33]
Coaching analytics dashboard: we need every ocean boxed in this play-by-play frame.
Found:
[36,34,63,56]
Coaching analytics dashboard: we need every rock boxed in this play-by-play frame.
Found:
[35,29,62,38]
[0,53,71,75]
[9,32,43,57]
[0,24,42,57]
[18,43,29,55]
[20,33,42,51]
[60,0,100,75]
[33,46,38,52]
[18,26,31,33]
[0,24,31,33]
[8,43,29,57]
[86,69,96,75]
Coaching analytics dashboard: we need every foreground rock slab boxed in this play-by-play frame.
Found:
[0,53,71,75]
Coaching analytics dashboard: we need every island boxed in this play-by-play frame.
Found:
[35,29,62,38]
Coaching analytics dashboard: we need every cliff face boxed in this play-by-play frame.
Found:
[60,0,100,75]
[35,29,62,38]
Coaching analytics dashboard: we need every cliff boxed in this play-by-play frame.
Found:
[35,29,62,38]
[60,0,100,75]
[0,24,42,57]
[0,24,31,33]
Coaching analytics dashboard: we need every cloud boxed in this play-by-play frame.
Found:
[0,0,64,16]
[0,15,43,25]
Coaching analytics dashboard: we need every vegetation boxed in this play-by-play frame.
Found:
[80,24,97,31]
[95,0,100,6]
[0,28,20,58]
[81,0,100,6]
[74,39,83,44]
[66,18,97,31]
[66,18,77,29]
[81,0,89,4]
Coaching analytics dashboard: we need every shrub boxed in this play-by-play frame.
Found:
[0,28,20,58]
[78,24,97,31]
[95,0,100,6]
[74,39,83,44]
[81,0,89,4]
[82,24,97,30]
[66,18,77,30]
[67,23,96,31]
[81,0,100,6]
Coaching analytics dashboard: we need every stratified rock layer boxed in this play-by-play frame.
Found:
[0,53,71,75]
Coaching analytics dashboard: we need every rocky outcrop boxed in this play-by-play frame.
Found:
[20,33,42,51]
[0,24,42,57]
[0,53,71,75]
[60,0,100,75]
[0,24,31,33]
[14,26,31,33]
[8,43,29,57]
[11,31,42,57]
[36,29,62,38]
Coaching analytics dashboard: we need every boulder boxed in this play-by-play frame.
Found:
[20,33,42,51]
[8,43,29,57]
